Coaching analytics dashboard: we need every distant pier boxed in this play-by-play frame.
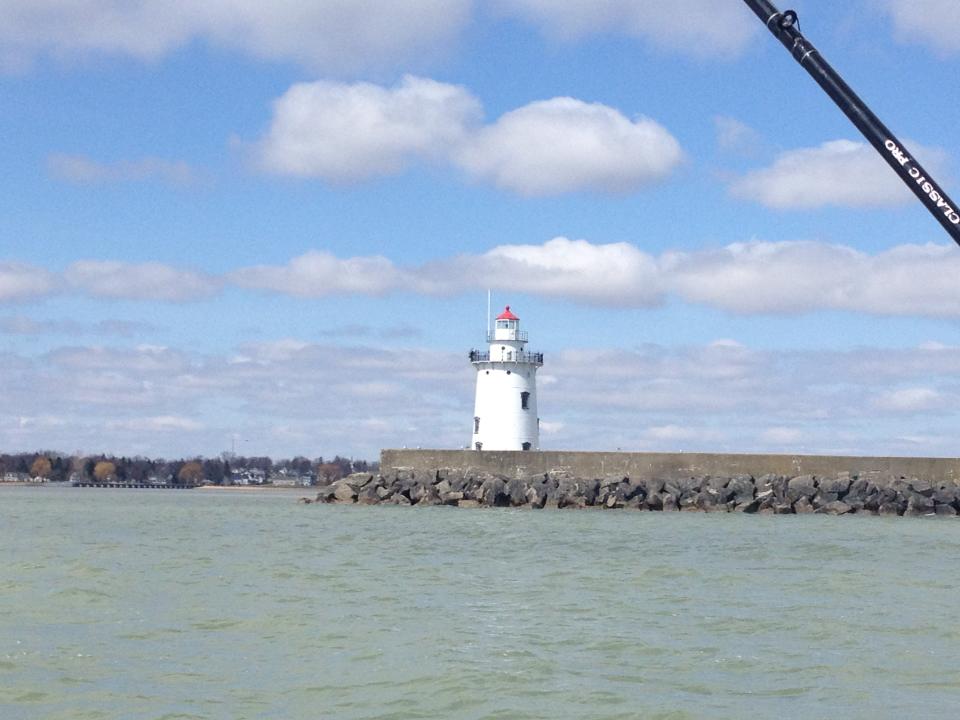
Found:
[71,482,195,489]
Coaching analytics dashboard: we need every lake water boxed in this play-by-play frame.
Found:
[2,485,960,720]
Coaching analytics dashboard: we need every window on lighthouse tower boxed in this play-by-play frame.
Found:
[521,391,530,410]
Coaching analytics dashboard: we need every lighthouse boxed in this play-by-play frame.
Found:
[469,305,543,451]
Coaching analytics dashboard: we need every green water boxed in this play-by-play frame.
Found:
[2,485,960,719]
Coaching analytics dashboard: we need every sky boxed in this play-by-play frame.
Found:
[3,0,960,461]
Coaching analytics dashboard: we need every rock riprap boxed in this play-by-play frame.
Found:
[300,469,959,517]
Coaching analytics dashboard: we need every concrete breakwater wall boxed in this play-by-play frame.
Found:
[380,449,960,485]
[308,464,960,516]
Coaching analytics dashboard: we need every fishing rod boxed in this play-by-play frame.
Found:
[741,0,960,247]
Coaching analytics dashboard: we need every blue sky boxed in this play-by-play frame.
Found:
[3,0,960,460]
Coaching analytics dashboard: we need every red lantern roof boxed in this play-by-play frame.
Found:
[496,305,519,321]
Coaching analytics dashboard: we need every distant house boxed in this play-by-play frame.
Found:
[269,468,317,487]
[2,472,32,483]
[230,468,267,485]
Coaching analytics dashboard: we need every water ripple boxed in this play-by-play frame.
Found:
[3,486,960,719]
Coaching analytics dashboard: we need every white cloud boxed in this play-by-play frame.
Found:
[537,342,960,455]
[642,424,700,442]
[0,338,473,457]
[48,344,189,374]
[48,154,199,185]
[758,427,806,446]
[665,240,960,317]
[257,75,481,181]
[0,0,766,74]
[728,140,930,209]
[224,238,960,318]
[494,0,754,56]
[873,387,945,413]
[6,337,960,458]
[107,415,206,433]
[0,316,152,336]
[10,237,960,318]
[256,81,683,195]
[714,116,763,155]
[65,260,220,302]
[884,0,960,54]
[480,237,662,304]
[0,0,472,73]
[538,420,565,434]
[0,262,58,302]
[227,250,404,297]
[455,98,683,196]
[415,237,663,305]
[666,241,862,315]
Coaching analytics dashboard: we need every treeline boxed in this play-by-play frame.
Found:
[0,452,375,485]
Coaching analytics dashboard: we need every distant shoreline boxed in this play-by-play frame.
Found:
[197,485,309,492]
[1,482,311,492]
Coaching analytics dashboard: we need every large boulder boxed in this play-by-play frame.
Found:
[332,480,357,503]
[909,478,934,497]
[844,478,872,512]
[933,486,959,507]
[674,477,703,507]
[812,490,839,509]
[787,475,817,502]
[406,481,428,504]
[816,500,852,515]
[481,476,509,507]
[695,488,724,512]
[357,484,381,505]
[582,479,600,506]
[890,478,913,498]
[770,475,791,503]
[414,484,441,506]
[904,494,935,516]
[600,475,627,490]
[445,471,468,493]
[342,472,374,490]
[728,476,756,506]
[793,496,814,514]
[526,485,547,509]
[819,476,851,497]
[507,478,529,507]
[703,475,729,491]
[315,485,336,503]
[641,478,666,497]
[623,478,646,504]
[604,493,624,509]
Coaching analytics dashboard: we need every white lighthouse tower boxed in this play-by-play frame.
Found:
[470,305,543,451]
